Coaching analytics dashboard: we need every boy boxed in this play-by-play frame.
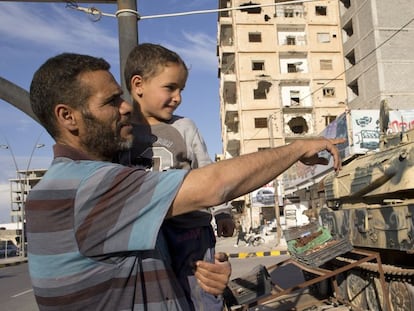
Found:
[122,43,228,310]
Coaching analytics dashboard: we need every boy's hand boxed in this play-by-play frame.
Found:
[194,252,231,295]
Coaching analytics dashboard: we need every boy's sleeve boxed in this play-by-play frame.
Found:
[185,118,213,169]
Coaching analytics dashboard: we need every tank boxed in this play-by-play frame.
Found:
[319,101,414,310]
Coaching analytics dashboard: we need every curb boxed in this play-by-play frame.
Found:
[0,258,28,268]
[227,250,288,259]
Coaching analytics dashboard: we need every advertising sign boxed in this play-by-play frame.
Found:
[251,183,275,208]
[283,109,414,192]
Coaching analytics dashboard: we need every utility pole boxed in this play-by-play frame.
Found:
[116,0,139,102]
[268,115,281,246]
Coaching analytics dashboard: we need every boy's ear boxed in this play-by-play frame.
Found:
[55,104,78,131]
[131,75,144,96]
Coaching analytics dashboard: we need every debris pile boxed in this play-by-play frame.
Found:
[284,222,353,267]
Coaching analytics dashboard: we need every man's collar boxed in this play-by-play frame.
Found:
[53,144,94,161]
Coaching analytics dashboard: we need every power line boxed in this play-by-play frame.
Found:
[66,0,316,21]
[300,15,414,102]
[67,1,414,106]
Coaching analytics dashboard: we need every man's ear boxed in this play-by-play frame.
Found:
[55,104,78,131]
[130,75,144,97]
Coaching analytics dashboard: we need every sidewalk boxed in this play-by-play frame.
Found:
[215,234,288,259]
[0,256,27,268]
[0,235,289,267]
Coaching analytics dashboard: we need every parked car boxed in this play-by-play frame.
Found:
[0,240,19,258]
[256,189,275,205]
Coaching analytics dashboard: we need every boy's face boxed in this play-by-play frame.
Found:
[132,62,187,124]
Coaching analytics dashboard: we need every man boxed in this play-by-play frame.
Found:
[26,53,344,311]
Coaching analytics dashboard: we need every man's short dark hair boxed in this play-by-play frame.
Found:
[30,53,110,138]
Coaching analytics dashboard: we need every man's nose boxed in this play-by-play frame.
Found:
[120,99,133,114]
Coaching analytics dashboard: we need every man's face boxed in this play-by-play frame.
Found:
[135,62,187,125]
[78,70,133,160]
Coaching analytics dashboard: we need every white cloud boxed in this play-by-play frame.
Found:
[164,31,218,73]
[0,3,119,62]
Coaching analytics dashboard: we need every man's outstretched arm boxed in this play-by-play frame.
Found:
[170,137,345,216]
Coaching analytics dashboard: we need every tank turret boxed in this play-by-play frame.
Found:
[318,101,414,310]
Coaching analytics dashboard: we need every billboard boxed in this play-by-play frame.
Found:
[251,183,275,208]
[283,109,414,192]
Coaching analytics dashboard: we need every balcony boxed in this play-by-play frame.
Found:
[223,81,237,104]
[277,34,307,53]
[220,53,236,75]
[274,5,306,21]
[220,24,234,47]
[226,139,240,158]
[225,110,239,128]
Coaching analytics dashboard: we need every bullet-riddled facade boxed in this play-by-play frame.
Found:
[217,0,347,212]
[339,0,414,110]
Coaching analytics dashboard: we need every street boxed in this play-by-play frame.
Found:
[0,263,37,311]
[215,233,290,279]
[0,235,291,311]
[0,235,352,311]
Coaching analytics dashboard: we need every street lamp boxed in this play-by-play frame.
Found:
[268,114,282,246]
[0,134,45,257]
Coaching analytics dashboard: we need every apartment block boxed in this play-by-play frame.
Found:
[8,169,47,223]
[217,0,347,210]
[339,0,414,109]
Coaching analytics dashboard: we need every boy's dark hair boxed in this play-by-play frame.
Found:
[30,53,110,139]
[124,43,188,93]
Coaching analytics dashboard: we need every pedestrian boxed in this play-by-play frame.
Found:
[26,52,344,311]
[234,221,247,247]
[122,43,234,310]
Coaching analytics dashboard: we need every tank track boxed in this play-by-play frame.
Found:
[333,256,414,311]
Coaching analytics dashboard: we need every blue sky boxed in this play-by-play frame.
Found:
[0,1,222,223]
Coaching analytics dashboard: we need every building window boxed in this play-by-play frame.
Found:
[348,79,359,96]
[286,36,296,45]
[222,53,235,74]
[315,6,327,16]
[249,32,262,42]
[290,90,300,106]
[320,59,333,70]
[254,118,268,128]
[346,50,356,66]
[284,9,294,17]
[323,87,335,97]
[252,61,265,71]
[340,0,351,9]
[343,20,354,37]
[240,2,261,14]
[324,115,337,126]
[317,33,330,43]
[287,63,298,73]
[219,0,231,17]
